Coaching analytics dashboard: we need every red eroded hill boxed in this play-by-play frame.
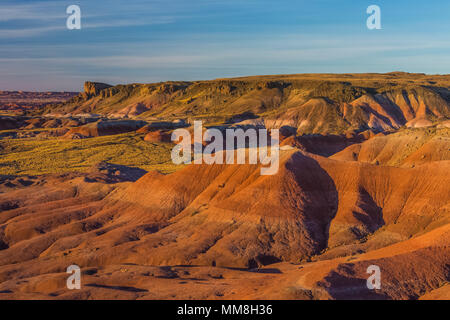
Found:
[0,146,448,299]
[63,120,147,138]
[331,127,450,167]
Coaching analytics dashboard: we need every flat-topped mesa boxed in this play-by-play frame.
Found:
[83,81,112,99]
[47,73,450,133]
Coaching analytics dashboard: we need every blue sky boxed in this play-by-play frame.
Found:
[1,0,450,91]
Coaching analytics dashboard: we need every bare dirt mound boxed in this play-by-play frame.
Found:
[331,128,450,167]
[63,120,147,139]
[267,88,449,134]
[0,147,448,299]
[313,225,450,300]
[282,132,369,157]
[109,103,150,118]
[143,131,172,143]
[406,118,433,128]
[0,116,21,130]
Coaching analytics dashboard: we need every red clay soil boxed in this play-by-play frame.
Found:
[0,146,448,299]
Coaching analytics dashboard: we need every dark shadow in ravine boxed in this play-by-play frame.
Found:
[284,152,339,255]
[352,186,385,233]
[85,283,149,293]
[317,263,391,300]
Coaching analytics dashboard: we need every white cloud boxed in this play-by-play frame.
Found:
[0,54,217,69]
[0,26,66,38]
[0,1,176,38]
[0,2,65,22]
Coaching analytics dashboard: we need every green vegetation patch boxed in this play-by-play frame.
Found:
[0,132,182,176]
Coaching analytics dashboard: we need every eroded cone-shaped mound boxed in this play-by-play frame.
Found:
[331,128,450,167]
[143,130,172,143]
[64,120,147,138]
[0,148,448,299]
[106,150,338,267]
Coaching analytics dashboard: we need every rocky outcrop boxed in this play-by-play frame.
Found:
[82,81,112,99]
[63,120,147,139]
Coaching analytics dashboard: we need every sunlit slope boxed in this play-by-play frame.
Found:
[46,73,450,135]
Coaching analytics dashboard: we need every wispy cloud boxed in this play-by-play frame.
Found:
[0,2,65,22]
[0,26,66,38]
[2,36,449,68]
[0,55,217,69]
[1,0,450,90]
[0,1,177,38]
[83,16,176,29]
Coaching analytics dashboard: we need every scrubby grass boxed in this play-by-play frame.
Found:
[0,132,182,176]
